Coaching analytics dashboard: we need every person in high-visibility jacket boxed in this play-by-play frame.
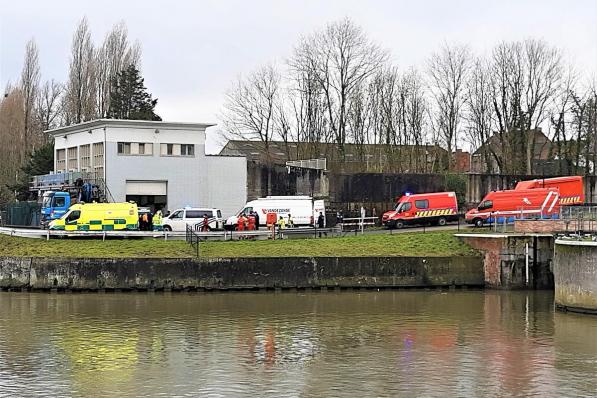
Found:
[277,216,286,230]
[153,210,163,231]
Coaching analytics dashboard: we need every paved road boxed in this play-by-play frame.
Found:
[339,222,474,236]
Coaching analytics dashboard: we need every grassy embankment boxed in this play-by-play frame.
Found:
[0,231,477,259]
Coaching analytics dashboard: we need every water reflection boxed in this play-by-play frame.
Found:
[0,291,595,397]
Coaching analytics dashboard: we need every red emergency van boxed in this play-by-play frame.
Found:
[382,191,459,229]
[465,188,560,227]
[515,176,584,205]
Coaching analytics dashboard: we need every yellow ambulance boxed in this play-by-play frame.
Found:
[49,202,139,231]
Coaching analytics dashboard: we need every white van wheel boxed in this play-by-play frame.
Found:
[163,225,172,232]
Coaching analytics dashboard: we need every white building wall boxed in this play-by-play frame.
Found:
[103,125,207,210]
[205,155,248,217]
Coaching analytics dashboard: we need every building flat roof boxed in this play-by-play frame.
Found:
[45,119,217,136]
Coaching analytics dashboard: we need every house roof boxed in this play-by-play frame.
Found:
[45,119,217,136]
[473,129,551,156]
[220,139,447,163]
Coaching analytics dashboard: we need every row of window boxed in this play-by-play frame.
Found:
[56,143,104,174]
[117,142,153,155]
[118,142,195,157]
[57,141,195,173]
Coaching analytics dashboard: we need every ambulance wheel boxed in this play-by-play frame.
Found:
[438,217,447,226]
[473,218,483,228]
[395,220,404,229]
[163,225,172,232]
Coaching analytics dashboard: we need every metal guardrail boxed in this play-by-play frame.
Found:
[0,225,341,242]
[560,206,597,220]
[0,226,187,241]
[285,158,327,170]
[338,216,378,234]
[185,224,200,257]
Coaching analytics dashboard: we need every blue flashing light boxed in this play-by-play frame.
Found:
[404,191,412,196]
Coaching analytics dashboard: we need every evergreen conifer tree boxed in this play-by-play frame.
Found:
[9,142,55,201]
[107,65,161,121]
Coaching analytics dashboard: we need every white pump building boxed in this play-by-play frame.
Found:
[46,119,247,217]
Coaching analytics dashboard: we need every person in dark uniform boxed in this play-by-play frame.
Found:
[252,211,260,230]
[317,212,326,237]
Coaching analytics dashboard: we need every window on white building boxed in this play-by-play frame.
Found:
[93,142,104,178]
[67,147,78,171]
[56,149,66,172]
[160,143,194,157]
[138,143,153,155]
[181,144,195,156]
[118,142,153,155]
[117,142,131,155]
[79,144,91,171]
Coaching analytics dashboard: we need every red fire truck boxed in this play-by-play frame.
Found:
[465,188,560,227]
[515,176,584,205]
[382,192,459,229]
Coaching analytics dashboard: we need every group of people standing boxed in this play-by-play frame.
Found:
[139,209,162,231]
[237,211,260,231]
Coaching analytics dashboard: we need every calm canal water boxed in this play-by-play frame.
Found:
[0,290,595,397]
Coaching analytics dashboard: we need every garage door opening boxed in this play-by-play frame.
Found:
[126,181,167,213]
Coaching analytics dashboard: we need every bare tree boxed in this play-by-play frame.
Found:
[465,58,497,172]
[20,39,40,150]
[522,39,563,173]
[489,39,563,174]
[545,67,574,174]
[36,80,63,132]
[427,43,470,169]
[96,22,141,118]
[288,58,331,159]
[347,82,373,162]
[367,67,406,171]
[291,18,388,154]
[403,68,428,172]
[64,17,97,124]
[222,64,281,161]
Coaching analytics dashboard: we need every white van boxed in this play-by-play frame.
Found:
[162,207,223,232]
[224,196,325,230]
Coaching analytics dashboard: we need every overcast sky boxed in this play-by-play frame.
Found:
[2,0,596,153]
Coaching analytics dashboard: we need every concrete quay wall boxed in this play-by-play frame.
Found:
[0,256,483,291]
[554,240,597,314]
[457,234,554,290]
